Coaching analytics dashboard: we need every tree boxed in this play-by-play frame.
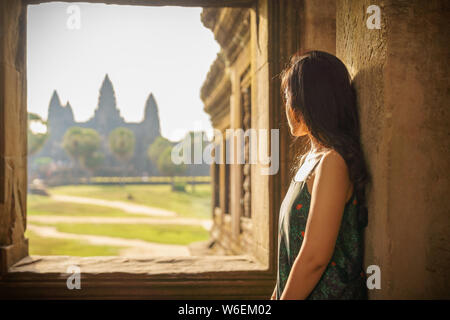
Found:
[33,157,52,179]
[157,146,187,191]
[184,131,210,193]
[27,112,48,156]
[108,127,135,186]
[108,127,135,163]
[147,136,171,169]
[84,151,105,179]
[62,127,103,180]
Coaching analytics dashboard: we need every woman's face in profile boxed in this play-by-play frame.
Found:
[284,89,309,137]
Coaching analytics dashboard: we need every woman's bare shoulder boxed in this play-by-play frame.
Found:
[316,149,350,180]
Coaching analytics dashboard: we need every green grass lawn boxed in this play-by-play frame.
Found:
[26,183,212,256]
[27,194,145,218]
[25,230,121,256]
[31,222,209,245]
[48,184,212,219]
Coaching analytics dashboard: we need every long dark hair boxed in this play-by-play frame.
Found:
[280,50,369,228]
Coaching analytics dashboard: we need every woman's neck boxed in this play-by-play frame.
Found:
[309,136,327,155]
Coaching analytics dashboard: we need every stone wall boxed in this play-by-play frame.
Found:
[0,0,29,274]
[337,0,450,299]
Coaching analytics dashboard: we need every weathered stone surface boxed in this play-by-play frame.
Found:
[7,254,264,276]
[0,0,29,274]
[0,255,274,299]
[337,0,450,299]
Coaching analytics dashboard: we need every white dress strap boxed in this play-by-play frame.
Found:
[293,151,325,182]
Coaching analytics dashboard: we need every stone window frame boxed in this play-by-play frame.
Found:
[212,152,221,209]
[0,0,297,299]
[223,132,232,215]
[238,65,252,219]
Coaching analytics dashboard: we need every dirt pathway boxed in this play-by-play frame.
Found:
[28,215,212,230]
[28,224,190,257]
[51,194,177,217]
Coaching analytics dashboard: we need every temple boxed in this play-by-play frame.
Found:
[31,74,183,177]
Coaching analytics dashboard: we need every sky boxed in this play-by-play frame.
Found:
[27,2,220,141]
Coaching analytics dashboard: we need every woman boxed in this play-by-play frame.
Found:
[271,50,369,300]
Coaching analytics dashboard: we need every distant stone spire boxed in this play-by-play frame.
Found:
[143,93,161,136]
[93,74,124,129]
[46,90,75,132]
[97,73,117,111]
[47,90,63,125]
[48,90,62,111]
[64,101,74,122]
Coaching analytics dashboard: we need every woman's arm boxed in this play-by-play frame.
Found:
[280,150,351,300]
[270,285,277,300]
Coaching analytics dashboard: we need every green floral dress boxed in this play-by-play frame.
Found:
[276,152,367,300]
